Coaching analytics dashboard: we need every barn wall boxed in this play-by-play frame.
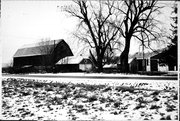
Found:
[13,39,73,68]
[54,40,73,63]
[55,64,80,72]
[13,55,53,67]
[14,56,41,67]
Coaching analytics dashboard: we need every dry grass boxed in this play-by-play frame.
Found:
[2,78,178,120]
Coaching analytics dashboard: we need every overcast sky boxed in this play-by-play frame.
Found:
[1,0,174,67]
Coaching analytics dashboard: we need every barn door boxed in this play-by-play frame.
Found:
[150,59,158,71]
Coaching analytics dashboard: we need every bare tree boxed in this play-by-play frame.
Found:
[104,39,123,64]
[62,0,121,72]
[111,0,164,72]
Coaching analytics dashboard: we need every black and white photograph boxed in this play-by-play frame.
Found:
[1,0,179,120]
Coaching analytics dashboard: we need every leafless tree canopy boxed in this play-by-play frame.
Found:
[110,0,164,72]
[63,0,122,72]
[63,0,165,72]
[118,0,163,46]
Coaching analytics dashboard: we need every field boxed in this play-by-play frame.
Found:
[2,78,178,120]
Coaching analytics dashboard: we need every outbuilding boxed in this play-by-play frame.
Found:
[13,39,73,68]
[56,56,93,72]
[129,52,159,73]
[129,51,171,73]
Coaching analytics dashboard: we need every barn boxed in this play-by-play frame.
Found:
[13,39,73,68]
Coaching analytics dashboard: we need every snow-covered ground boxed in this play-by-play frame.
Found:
[2,78,178,120]
[3,72,177,88]
[27,71,178,77]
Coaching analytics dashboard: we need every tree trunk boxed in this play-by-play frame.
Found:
[97,63,103,72]
[120,37,131,73]
[96,54,103,72]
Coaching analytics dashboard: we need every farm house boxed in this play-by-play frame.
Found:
[13,39,73,68]
[151,51,177,71]
[129,51,170,73]
[129,52,157,73]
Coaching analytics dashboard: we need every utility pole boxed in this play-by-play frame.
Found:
[142,41,145,73]
[53,40,55,73]
[140,31,145,73]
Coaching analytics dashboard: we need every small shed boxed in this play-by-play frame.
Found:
[103,64,118,73]
[56,56,93,72]
[13,39,73,67]
[79,58,93,71]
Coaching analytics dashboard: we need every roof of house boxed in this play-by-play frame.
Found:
[128,49,166,63]
[57,56,92,65]
[129,52,156,59]
[129,49,165,60]
[66,56,83,64]
[14,39,63,58]
[103,64,117,68]
[79,58,92,64]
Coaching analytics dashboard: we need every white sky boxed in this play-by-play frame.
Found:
[1,0,174,66]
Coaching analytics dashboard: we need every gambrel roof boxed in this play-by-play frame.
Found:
[13,39,71,58]
[13,39,73,67]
